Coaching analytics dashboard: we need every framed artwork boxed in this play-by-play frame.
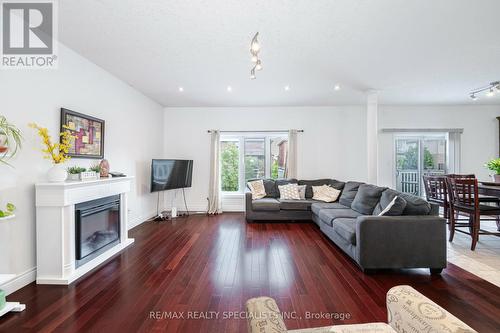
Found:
[60,108,105,159]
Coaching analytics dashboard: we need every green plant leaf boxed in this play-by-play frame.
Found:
[6,203,15,212]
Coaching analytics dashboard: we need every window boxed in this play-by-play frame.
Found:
[220,133,288,193]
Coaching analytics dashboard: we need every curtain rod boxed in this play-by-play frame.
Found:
[207,129,304,133]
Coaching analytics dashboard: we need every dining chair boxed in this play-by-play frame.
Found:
[423,175,449,219]
[445,174,500,204]
[445,177,500,250]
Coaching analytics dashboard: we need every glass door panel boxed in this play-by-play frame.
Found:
[395,139,420,195]
[395,135,447,196]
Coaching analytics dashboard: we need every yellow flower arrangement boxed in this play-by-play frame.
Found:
[30,123,75,164]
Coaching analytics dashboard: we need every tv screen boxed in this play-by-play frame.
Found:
[151,159,193,192]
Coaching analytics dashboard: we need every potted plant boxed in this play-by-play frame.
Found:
[30,123,75,182]
[89,164,101,179]
[485,158,500,182]
[67,166,86,181]
[0,203,15,220]
[0,115,23,166]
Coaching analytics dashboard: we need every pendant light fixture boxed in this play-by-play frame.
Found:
[250,32,262,79]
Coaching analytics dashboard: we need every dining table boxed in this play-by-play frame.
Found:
[478,181,500,231]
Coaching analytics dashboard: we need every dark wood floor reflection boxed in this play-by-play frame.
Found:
[1,213,499,332]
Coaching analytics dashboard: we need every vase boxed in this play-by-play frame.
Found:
[67,173,80,181]
[47,164,68,182]
[492,174,500,183]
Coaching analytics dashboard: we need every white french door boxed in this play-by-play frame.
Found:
[394,135,448,196]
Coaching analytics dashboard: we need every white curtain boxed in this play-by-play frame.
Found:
[285,129,298,178]
[207,130,222,214]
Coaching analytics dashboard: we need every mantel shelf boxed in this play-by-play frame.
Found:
[36,176,134,189]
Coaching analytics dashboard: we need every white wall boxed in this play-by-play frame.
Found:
[163,106,367,211]
[0,43,163,292]
[164,105,500,212]
[378,105,500,187]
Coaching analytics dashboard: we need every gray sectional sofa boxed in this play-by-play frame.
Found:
[245,178,447,274]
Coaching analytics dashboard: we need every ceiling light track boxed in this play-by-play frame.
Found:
[250,32,262,79]
[469,81,500,100]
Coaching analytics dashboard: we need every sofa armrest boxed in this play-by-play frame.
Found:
[245,190,253,212]
[355,215,446,269]
[246,297,287,333]
[387,285,477,333]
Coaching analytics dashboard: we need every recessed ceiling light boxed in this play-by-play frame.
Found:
[178,87,184,92]
[334,84,341,91]
[227,86,232,92]
[284,85,290,91]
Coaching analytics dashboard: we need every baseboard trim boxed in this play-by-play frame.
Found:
[1,267,37,296]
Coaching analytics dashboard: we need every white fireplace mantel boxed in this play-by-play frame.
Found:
[35,177,135,285]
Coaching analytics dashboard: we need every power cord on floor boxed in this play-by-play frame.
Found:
[182,187,189,216]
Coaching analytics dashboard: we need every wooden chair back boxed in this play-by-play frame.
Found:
[445,176,479,210]
[422,175,447,204]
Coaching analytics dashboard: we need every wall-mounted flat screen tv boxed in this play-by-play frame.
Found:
[151,159,193,192]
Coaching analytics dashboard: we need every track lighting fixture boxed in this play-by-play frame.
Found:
[469,81,500,100]
[249,32,262,79]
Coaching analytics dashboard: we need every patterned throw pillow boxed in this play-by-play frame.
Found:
[312,185,341,203]
[297,185,307,200]
[247,180,266,199]
[278,184,301,200]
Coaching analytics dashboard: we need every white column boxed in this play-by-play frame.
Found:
[366,91,379,184]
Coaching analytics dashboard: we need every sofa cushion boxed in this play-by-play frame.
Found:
[275,179,298,197]
[333,218,357,245]
[339,181,364,207]
[318,208,362,227]
[298,179,345,198]
[399,192,432,215]
[247,178,278,198]
[279,199,318,211]
[252,198,280,211]
[351,184,387,215]
[373,189,407,216]
[311,202,349,215]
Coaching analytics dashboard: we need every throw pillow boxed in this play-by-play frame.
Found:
[278,183,301,200]
[378,196,400,216]
[297,185,307,200]
[373,189,407,216]
[312,185,341,203]
[351,184,386,215]
[247,180,266,200]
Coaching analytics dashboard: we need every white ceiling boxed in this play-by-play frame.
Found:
[59,0,500,107]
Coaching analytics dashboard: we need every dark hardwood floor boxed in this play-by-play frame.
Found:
[1,213,500,332]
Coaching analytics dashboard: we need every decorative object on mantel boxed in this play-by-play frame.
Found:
[99,159,110,177]
[60,108,105,159]
[89,164,101,178]
[485,158,500,183]
[30,123,76,182]
[80,170,99,181]
[0,115,23,166]
[67,166,87,181]
[0,203,15,220]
